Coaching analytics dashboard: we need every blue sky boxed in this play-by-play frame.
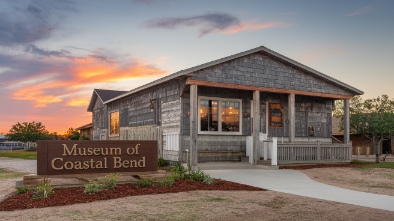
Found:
[0,0,393,133]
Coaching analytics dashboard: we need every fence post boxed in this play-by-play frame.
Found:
[272,137,277,166]
[317,140,321,161]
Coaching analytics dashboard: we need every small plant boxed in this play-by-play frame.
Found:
[84,182,102,194]
[136,178,153,188]
[32,178,53,200]
[158,157,170,167]
[189,170,206,181]
[174,164,188,180]
[157,177,175,186]
[203,175,215,185]
[16,187,30,194]
[167,172,181,181]
[98,173,119,189]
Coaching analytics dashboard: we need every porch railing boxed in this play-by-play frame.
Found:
[277,141,352,164]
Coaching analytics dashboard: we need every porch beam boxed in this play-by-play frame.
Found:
[190,84,198,169]
[344,99,350,144]
[252,91,260,165]
[186,79,352,100]
[288,93,295,143]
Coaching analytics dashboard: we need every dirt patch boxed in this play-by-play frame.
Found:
[0,179,264,211]
[279,162,373,170]
[300,167,394,196]
[1,191,393,221]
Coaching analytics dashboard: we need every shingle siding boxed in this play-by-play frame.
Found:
[191,52,353,96]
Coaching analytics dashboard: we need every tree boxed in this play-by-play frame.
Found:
[6,121,53,142]
[63,128,80,140]
[335,95,394,163]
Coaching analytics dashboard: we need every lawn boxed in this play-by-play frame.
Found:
[0,168,28,179]
[0,151,37,160]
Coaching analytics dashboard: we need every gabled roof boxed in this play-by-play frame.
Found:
[104,46,363,104]
[75,123,93,131]
[87,89,127,112]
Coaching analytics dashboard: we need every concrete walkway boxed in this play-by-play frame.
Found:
[202,163,394,212]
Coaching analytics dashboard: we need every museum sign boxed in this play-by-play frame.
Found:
[37,140,158,175]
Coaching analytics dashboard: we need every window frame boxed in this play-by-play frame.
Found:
[198,96,242,135]
[109,110,120,137]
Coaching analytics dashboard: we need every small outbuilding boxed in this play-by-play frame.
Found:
[87,46,363,166]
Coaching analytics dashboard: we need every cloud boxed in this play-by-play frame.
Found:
[132,0,154,5]
[143,12,286,37]
[1,52,168,108]
[144,12,240,36]
[346,6,373,16]
[0,0,77,46]
[222,22,287,34]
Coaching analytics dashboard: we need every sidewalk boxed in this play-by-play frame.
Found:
[203,163,394,212]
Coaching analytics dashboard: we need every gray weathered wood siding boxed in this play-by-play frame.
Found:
[92,97,108,140]
[190,52,353,96]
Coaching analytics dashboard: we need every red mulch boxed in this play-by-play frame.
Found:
[0,179,265,211]
[279,162,374,170]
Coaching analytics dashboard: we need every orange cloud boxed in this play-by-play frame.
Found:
[11,57,168,107]
[223,22,287,34]
[67,98,90,107]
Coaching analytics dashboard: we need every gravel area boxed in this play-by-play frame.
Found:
[0,157,36,174]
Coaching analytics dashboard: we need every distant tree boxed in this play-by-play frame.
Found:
[335,95,394,163]
[64,128,80,140]
[6,121,53,142]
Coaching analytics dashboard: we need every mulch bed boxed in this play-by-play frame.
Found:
[0,179,265,211]
[279,162,374,170]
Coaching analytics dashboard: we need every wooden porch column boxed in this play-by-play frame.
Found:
[252,91,260,165]
[344,99,350,144]
[288,93,295,143]
[189,84,198,169]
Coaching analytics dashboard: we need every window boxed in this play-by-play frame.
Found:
[198,97,241,135]
[110,111,119,135]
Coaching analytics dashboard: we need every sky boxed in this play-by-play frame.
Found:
[0,0,393,134]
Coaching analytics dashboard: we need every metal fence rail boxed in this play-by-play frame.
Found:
[0,142,37,151]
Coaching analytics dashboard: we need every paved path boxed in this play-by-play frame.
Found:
[0,158,37,174]
[203,164,394,212]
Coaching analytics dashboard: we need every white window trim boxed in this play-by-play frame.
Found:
[198,96,242,135]
[109,110,120,137]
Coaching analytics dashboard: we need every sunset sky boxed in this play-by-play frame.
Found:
[1,0,393,134]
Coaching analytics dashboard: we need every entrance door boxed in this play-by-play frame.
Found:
[382,139,392,154]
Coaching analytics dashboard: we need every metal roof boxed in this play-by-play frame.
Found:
[104,46,363,104]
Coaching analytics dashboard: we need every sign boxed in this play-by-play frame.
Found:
[37,140,158,175]
[269,103,284,127]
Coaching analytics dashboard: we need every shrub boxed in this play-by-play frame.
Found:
[189,170,206,181]
[174,164,188,180]
[32,178,53,200]
[136,178,153,188]
[167,172,181,181]
[158,157,170,167]
[203,175,215,185]
[16,187,30,194]
[157,177,175,187]
[98,173,119,189]
[84,182,102,194]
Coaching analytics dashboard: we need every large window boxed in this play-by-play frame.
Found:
[110,111,119,136]
[199,97,241,135]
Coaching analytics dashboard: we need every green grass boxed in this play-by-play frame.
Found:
[0,151,37,160]
[0,168,28,179]
[357,162,394,170]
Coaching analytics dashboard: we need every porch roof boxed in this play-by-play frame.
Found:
[104,46,363,104]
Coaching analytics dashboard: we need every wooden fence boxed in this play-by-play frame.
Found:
[277,142,352,164]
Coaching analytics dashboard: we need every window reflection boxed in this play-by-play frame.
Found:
[110,111,119,135]
[200,100,218,131]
